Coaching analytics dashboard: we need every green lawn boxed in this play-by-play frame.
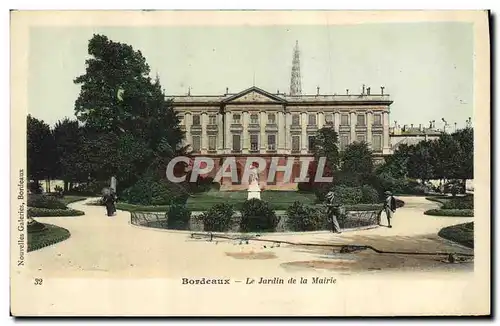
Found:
[437,222,474,248]
[60,195,88,205]
[28,222,71,252]
[186,191,318,211]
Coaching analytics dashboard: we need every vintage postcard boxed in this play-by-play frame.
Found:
[10,10,490,316]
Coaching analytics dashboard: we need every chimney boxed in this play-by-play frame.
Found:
[346,89,349,95]
[362,84,366,95]
[419,124,422,131]
[317,86,320,95]
[226,87,229,94]
[381,86,385,95]
[367,87,371,95]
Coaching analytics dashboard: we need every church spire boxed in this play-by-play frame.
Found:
[290,40,302,96]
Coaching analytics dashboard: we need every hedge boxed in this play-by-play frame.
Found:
[28,207,85,217]
[28,194,67,210]
[28,223,71,252]
[424,209,474,217]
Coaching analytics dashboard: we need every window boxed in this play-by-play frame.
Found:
[192,114,201,126]
[325,113,333,125]
[208,115,217,125]
[340,134,349,150]
[268,113,276,124]
[232,114,241,124]
[192,136,201,152]
[308,113,317,125]
[308,136,316,151]
[232,134,241,151]
[357,114,366,126]
[373,134,382,150]
[356,134,366,143]
[373,114,382,125]
[341,114,349,125]
[292,114,300,125]
[250,114,259,124]
[267,134,276,151]
[292,136,300,151]
[250,134,259,151]
[208,135,217,151]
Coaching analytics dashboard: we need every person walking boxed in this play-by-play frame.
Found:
[325,191,342,234]
[382,190,397,228]
[102,188,115,217]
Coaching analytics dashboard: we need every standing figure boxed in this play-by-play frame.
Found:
[110,188,117,216]
[325,191,342,234]
[102,188,115,217]
[382,191,397,228]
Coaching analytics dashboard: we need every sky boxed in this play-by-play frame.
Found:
[28,23,474,128]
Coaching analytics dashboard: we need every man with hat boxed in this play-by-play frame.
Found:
[383,190,397,228]
[325,190,342,234]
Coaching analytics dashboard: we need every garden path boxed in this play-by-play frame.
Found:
[26,196,474,279]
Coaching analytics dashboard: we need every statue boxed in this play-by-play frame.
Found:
[247,164,261,200]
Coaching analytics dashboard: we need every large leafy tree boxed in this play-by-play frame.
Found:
[452,127,473,183]
[407,140,436,183]
[53,118,87,190]
[73,34,186,192]
[27,115,57,187]
[338,141,374,186]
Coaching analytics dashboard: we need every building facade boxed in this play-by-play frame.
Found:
[168,86,393,190]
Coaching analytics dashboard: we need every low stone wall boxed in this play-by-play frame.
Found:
[130,210,380,232]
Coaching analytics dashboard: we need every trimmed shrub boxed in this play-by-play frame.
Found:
[166,204,192,230]
[28,194,67,210]
[240,199,278,232]
[286,201,326,231]
[361,185,380,204]
[28,223,71,252]
[28,181,43,194]
[122,176,189,206]
[424,209,474,217]
[28,207,85,217]
[200,203,235,232]
[330,185,363,205]
[442,196,474,210]
[438,222,474,248]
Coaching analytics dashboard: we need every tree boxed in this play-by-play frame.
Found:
[27,115,57,189]
[73,34,187,195]
[452,127,473,192]
[338,141,374,186]
[53,118,86,191]
[407,140,435,184]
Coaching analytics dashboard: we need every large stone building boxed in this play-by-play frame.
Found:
[168,86,393,190]
[167,41,394,190]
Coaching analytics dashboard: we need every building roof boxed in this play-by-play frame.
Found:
[166,86,392,106]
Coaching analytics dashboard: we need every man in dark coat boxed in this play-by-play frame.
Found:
[325,191,342,234]
[383,190,397,228]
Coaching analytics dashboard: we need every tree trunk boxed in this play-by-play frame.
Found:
[64,180,69,192]
[462,178,467,194]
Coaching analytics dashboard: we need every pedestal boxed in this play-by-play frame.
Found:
[247,183,261,200]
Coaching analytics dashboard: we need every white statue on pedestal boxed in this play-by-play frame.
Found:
[247,164,261,200]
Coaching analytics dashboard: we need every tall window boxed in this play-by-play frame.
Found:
[292,135,300,152]
[308,136,316,151]
[192,136,201,152]
[232,134,241,151]
[250,114,259,124]
[373,135,382,150]
[232,114,241,124]
[308,113,317,125]
[325,113,333,125]
[267,134,276,150]
[192,114,201,126]
[292,114,300,125]
[340,134,349,150]
[268,113,276,124]
[208,115,217,125]
[250,134,259,151]
[373,114,382,125]
[208,135,217,151]
[341,114,349,125]
[356,134,366,143]
[357,114,366,126]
